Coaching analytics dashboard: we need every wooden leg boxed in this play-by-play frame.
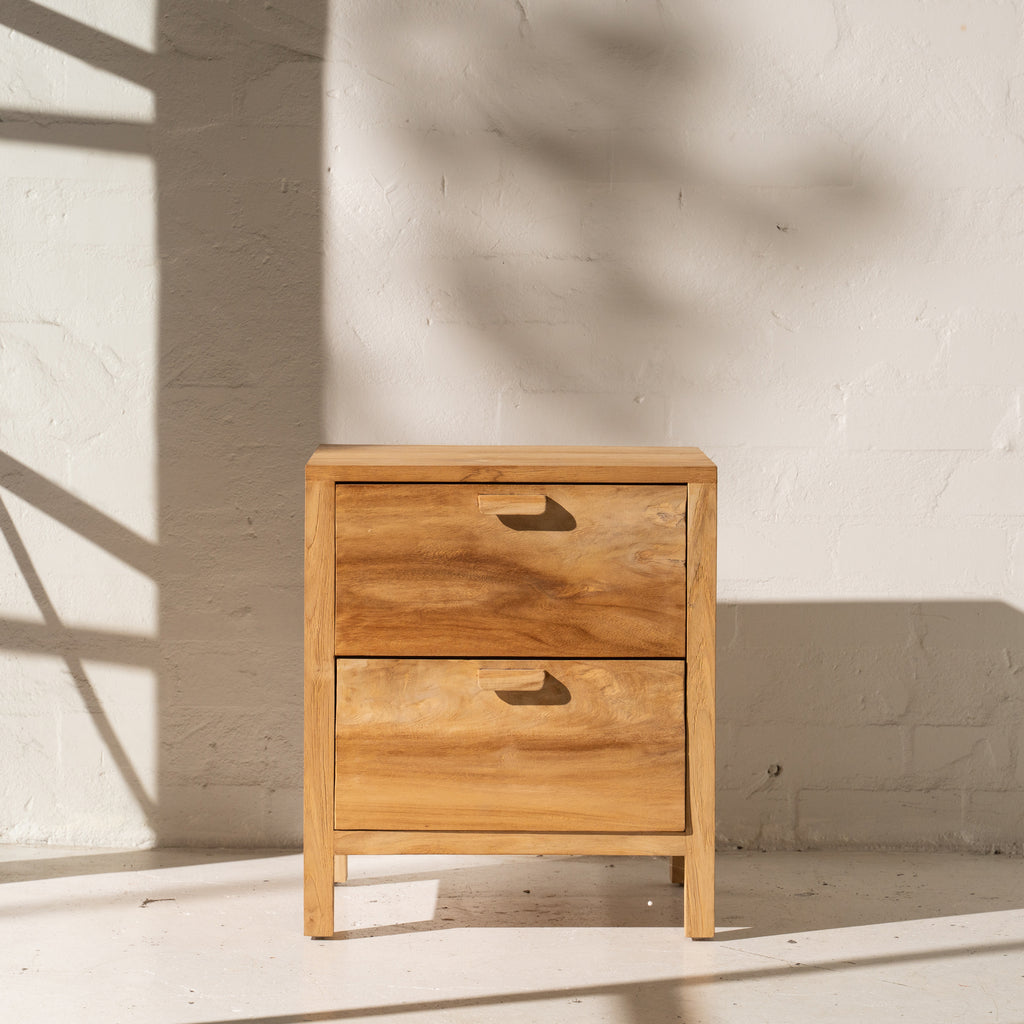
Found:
[304,845,334,938]
[670,855,685,885]
[334,854,348,885]
[683,843,714,939]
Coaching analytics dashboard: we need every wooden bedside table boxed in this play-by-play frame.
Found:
[304,445,716,938]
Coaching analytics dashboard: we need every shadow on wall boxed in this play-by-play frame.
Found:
[719,600,1024,853]
[0,2,909,851]
[0,0,325,846]
[155,0,326,843]
[325,3,890,444]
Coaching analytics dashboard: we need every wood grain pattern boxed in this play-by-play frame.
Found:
[477,667,546,690]
[305,445,716,940]
[684,480,717,938]
[334,831,692,856]
[477,494,547,515]
[334,659,686,833]
[307,444,717,483]
[335,483,686,658]
[303,478,336,937]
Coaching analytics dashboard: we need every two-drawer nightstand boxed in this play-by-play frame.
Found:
[304,445,716,938]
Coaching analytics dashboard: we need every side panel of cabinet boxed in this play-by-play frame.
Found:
[303,478,336,937]
[682,480,716,939]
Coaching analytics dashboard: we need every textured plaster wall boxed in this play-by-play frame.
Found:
[0,0,323,847]
[323,1,1024,852]
[2,0,1023,850]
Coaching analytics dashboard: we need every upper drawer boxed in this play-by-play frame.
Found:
[335,482,686,657]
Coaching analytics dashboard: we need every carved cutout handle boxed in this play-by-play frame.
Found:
[477,668,546,691]
[477,494,546,516]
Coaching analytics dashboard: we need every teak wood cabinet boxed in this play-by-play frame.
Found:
[304,445,717,938]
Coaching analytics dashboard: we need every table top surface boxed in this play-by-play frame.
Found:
[306,444,717,483]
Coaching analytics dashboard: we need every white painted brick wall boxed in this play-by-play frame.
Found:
[1,0,1023,852]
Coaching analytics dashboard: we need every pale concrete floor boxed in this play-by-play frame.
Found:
[1,847,1022,1023]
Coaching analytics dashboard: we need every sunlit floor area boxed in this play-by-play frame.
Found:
[2,846,1022,1023]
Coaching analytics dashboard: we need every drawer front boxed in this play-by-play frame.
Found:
[334,658,686,833]
[335,483,686,657]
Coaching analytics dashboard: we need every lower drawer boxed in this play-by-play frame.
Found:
[334,658,686,833]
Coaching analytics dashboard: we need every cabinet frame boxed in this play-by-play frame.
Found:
[304,445,716,939]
